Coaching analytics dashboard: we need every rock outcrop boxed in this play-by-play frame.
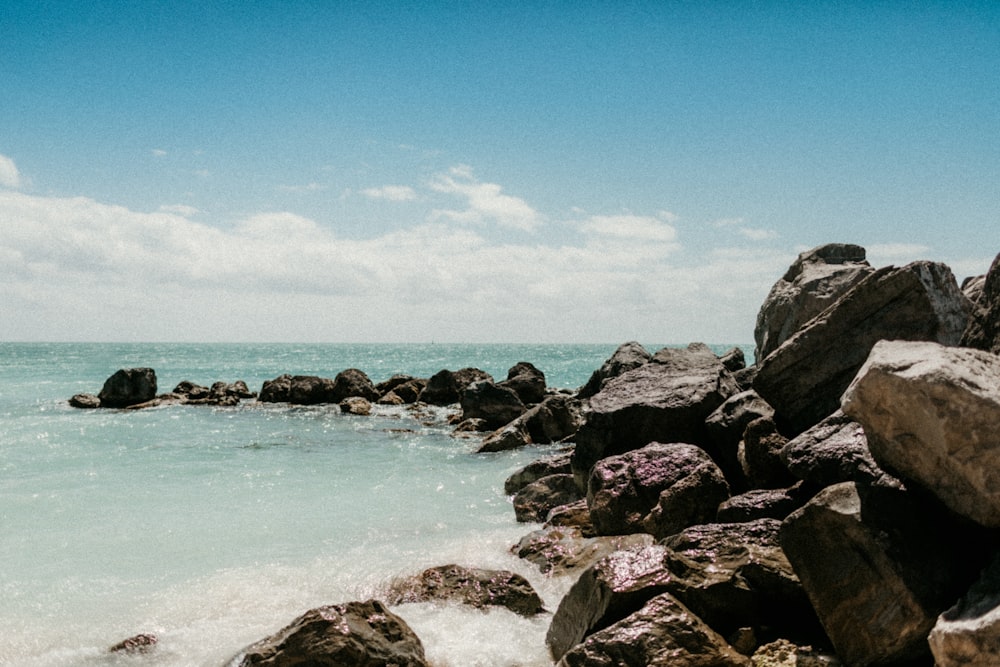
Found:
[577,341,651,399]
[385,564,545,617]
[499,361,547,405]
[97,367,157,408]
[459,380,526,430]
[418,368,492,405]
[961,251,1000,354]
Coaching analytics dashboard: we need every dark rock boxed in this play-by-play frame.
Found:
[231,600,428,666]
[842,339,1000,528]
[174,380,210,399]
[504,451,573,495]
[512,526,654,576]
[705,390,775,489]
[754,261,969,435]
[339,397,372,416]
[375,374,416,396]
[929,550,1000,666]
[577,341,652,400]
[389,379,426,404]
[418,368,493,405]
[499,361,547,405]
[961,251,1000,354]
[587,442,729,539]
[732,365,758,392]
[719,346,747,373]
[376,391,405,406]
[258,374,292,402]
[69,393,101,409]
[545,499,595,535]
[288,375,337,404]
[477,422,531,453]
[97,368,157,408]
[557,592,751,667]
[572,343,739,489]
[385,564,544,617]
[108,633,157,654]
[477,395,584,453]
[716,483,813,523]
[780,410,882,488]
[739,417,795,489]
[331,368,379,403]
[754,243,874,363]
[513,474,582,523]
[459,380,525,430]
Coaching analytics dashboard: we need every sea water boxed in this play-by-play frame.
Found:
[0,342,746,667]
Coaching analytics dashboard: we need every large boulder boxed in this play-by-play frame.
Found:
[842,340,1000,527]
[97,368,157,408]
[513,474,582,523]
[780,410,882,488]
[385,564,544,617]
[577,341,652,399]
[477,395,583,453]
[587,442,730,539]
[572,343,739,488]
[780,481,986,666]
[754,261,969,435]
[961,251,1000,354]
[705,390,775,489]
[459,380,526,430]
[754,243,874,362]
[418,367,493,405]
[231,600,428,666]
[556,592,750,667]
[929,551,1000,667]
[499,361,547,405]
[331,368,379,402]
[258,374,342,404]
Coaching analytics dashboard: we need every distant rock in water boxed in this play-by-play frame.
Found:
[108,633,157,655]
[97,368,157,408]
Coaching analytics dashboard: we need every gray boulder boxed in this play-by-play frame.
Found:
[754,243,873,362]
[780,410,882,488]
[572,343,739,488]
[577,341,651,399]
[97,368,157,408]
[385,564,544,617]
[961,251,1000,354]
[929,551,1000,667]
[231,600,428,666]
[754,261,969,435]
[587,442,730,539]
[842,340,1000,528]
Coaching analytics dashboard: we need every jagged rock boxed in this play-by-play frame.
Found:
[577,341,651,399]
[340,397,372,415]
[780,481,987,666]
[754,243,874,362]
[375,374,416,396]
[961,251,1000,354]
[779,410,881,488]
[69,393,101,409]
[108,633,157,655]
[929,551,1000,667]
[587,442,730,539]
[478,395,583,453]
[499,361,547,405]
[740,417,795,489]
[504,451,573,495]
[705,390,775,489]
[545,499,595,534]
[418,368,492,405]
[258,374,292,402]
[513,474,581,523]
[754,261,969,435]
[842,340,1000,527]
[572,343,739,488]
[459,380,526,430]
[751,639,842,667]
[720,346,747,373]
[512,525,654,576]
[331,368,379,402]
[231,600,428,666]
[97,368,157,408]
[557,592,751,667]
[716,484,812,523]
[377,391,405,406]
[385,564,544,617]
[477,422,531,452]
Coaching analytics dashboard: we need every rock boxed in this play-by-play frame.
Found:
[962,273,986,305]
[499,361,547,405]
[577,341,652,399]
[545,499,595,535]
[174,380,211,400]
[961,251,1000,354]
[720,346,747,373]
[739,417,795,489]
[459,380,526,430]
[587,442,730,538]
[705,390,776,489]
[385,564,545,617]
[97,368,157,408]
[929,551,1000,667]
[331,368,379,402]
[288,375,337,404]
[754,243,874,362]
[513,474,582,523]
[418,368,492,405]
[231,599,428,666]
[754,261,969,435]
[716,484,812,523]
[780,481,987,666]
[477,395,584,453]
[69,393,101,409]
[504,451,573,495]
[477,422,531,453]
[780,410,882,488]
[375,374,417,396]
[842,340,1000,527]
[512,525,654,576]
[572,343,739,488]
[377,391,405,406]
[556,592,751,667]
[340,397,372,415]
[258,374,292,402]
[751,639,842,667]
[108,632,157,654]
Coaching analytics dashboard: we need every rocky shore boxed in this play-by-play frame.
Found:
[83,243,1000,666]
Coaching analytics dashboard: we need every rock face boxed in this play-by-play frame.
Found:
[577,341,651,399]
[780,410,881,488]
[459,380,526,430]
[557,592,750,667]
[232,600,428,666]
[587,442,730,539]
[705,390,775,488]
[754,243,873,362]
[961,251,1000,354]
[929,551,1000,667]
[385,564,545,617]
[513,474,582,523]
[842,340,1000,528]
[97,368,157,408]
[572,343,739,488]
[754,261,969,435]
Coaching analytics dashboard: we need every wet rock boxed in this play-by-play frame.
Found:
[843,340,1000,528]
[545,499,595,535]
[477,421,531,452]
[231,599,428,666]
[459,380,526,430]
[577,341,651,400]
[108,632,157,655]
[340,397,372,415]
[513,474,581,523]
[504,451,573,495]
[780,410,882,488]
[961,251,1000,354]
[499,361,547,405]
[97,367,157,408]
[69,393,101,409]
[754,261,969,435]
[512,526,653,576]
[929,551,1000,667]
[386,564,544,617]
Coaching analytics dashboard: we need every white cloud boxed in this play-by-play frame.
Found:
[581,214,678,243]
[361,185,417,201]
[428,166,541,231]
[0,154,23,189]
[738,227,779,241]
[158,204,199,216]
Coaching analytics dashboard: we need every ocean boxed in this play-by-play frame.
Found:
[0,342,746,666]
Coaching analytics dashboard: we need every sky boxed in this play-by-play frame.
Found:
[1,1,998,344]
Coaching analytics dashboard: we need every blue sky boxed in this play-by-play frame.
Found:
[1,1,998,343]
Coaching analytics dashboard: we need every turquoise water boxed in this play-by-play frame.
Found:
[0,342,745,666]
